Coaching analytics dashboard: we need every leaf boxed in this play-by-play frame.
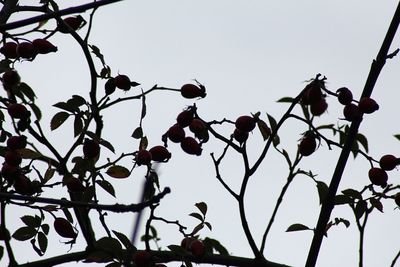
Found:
[394,134,400,141]
[355,200,367,220]
[192,223,204,235]
[53,102,78,113]
[369,198,383,213]
[50,111,70,130]
[30,103,42,121]
[342,188,362,200]
[44,168,55,183]
[18,83,36,102]
[12,226,36,241]
[112,230,135,250]
[204,222,212,231]
[356,133,368,153]
[62,207,74,223]
[100,139,115,153]
[189,212,204,222]
[41,224,50,235]
[106,165,130,179]
[97,180,116,197]
[316,181,328,205]
[19,148,42,159]
[139,136,148,150]
[168,245,186,255]
[195,202,207,216]
[74,116,83,137]
[203,237,228,255]
[286,223,311,232]
[68,95,86,108]
[21,215,41,228]
[257,119,271,141]
[37,232,47,253]
[277,97,294,103]
[131,127,143,139]
[266,113,277,132]
[95,237,123,259]
[334,194,353,205]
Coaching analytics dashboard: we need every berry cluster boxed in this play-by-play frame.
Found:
[135,146,171,166]
[368,154,400,188]
[336,87,379,121]
[233,115,257,144]
[0,39,57,60]
[301,79,328,116]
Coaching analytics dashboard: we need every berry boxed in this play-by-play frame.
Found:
[32,39,58,54]
[235,115,256,132]
[66,177,85,192]
[358,97,379,114]
[337,87,353,105]
[133,250,152,267]
[7,103,28,119]
[379,154,398,171]
[14,175,33,195]
[181,137,202,156]
[167,124,185,143]
[149,146,171,162]
[180,84,206,99]
[114,74,131,90]
[136,150,152,166]
[299,133,317,157]
[177,110,194,128]
[83,139,100,159]
[7,135,27,150]
[0,42,18,58]
[1,163,19,182]
[58,16,84,33]
[343,103,362,122]
[189,119,206,135]
[395,193,400,207]
[190,239,205,258]
[53,217,77,239]
[181,237,195,250]
[305,83,323,105]
[105,78,116,95]
[310,98,328,116]
[4,150,22,166]
[2,69,20,86]
[233,128,249,144]
[368,167,388,187]
[16,42,37,59]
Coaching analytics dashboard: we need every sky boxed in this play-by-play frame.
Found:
[3,1,400,267]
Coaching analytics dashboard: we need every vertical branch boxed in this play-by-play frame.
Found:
[306,2,400,266]
[1,202,17,266]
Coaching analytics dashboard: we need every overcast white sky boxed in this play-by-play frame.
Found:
[3,1,400,267]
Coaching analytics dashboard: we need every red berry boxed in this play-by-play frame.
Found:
[343,103,362,122]
[136,150,152,166]
[32,39,58,54]
[149,146,171,162]
[114,74,131,90]
[133,250,152,267]
[181,137,202,156]
[189,119,206,135]
[16,42,37,59]
[2,69,20,87]
[4,150,22,166]
[235,116,256,132]
[181,237,195,250]
[7,135,27,150]
[83,139,100,159]
[53,217,77,239]
[58,16,84,33]
[167,124,185,143]
[0,42,18,58]
[180,84,206,99]
[395,193,400,207]
[310,98,328,116]
[368,167,388,187]
[305,83,323,105]
[379,154,398,171]
[299,133,317,156]
[337,87,353,105]
[358,97,379,114]
[190,239,205,258]
[177,110,194,128]
[105,78,116,95]
[233,128,249,144]
[7,103,28,119]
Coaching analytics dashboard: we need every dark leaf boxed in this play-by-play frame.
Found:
[97,180,116,197]
[286,223,310,232]
[106,165,130,179]
[41,224,50,235]
[37,231,47,253]
[53,102,78,113]
[30,103,42,121]
[12,226,36,241]
[139,136,148,150]
[18,83,36,102]
[342,188,362,200]
[141,93,146,119]
[355,200,367,220]
[203,237,228,255]
[100,139,115,153]
[68,95,86,108]
[266,113,277,132]
[189,212,204,222]
[257,119,271,141]
[21,215,41,228]
[149,226,158,238]
[195,202,207,216]
[62,207,74,223]
[44,168,55,183]
[204,222,212,231]
[130,81,140,87]
[50,111,69,130]
[0,59,11,73]
[131,127,143,139]
[19,148,42,159]
[316,181,328,205]
[89,45,105,65]
[277,97,294,103]
[316,124,335,130]
[192,223,204,235]
[112,230,135,250]
[74,116,83,137]
[95,237,123,259]
[167,245,186,255]
[31,239,43,256]
[370,198,383,213]
[394,134,400,141]
[334,194,353,205]
[356,133,368,153]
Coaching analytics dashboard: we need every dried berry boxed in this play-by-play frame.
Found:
[66,177,85,192]
[233,128,249,144]
[2,69,20,87]
[180,84,206,99]
[167,124,185,143]
[189,119,206,135]
[114,74,131,90]
[149,146,171,162]
[379,154,398,171]
[136,150,152,166]
[235,115,256,132]
[0,42,18,58]
[310,98,328,116]
[4,150,22,166]
[1,163,19,182]
[7,135,27,150]
[7,103,28,119]
[368,167,388,187]
[177,110,194,128]
[299,133,317,157]
[358,97,379,114]
[337,87,353,105]
[343,103,362,122]
[395,193,400,207]
[16,42,37,59]
[83,139,100,159]
[181,137,202,156]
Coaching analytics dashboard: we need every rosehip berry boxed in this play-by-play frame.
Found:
[181,237,195,250]
[4,150,22,166]
[7,103,28,119]
[83,139,100,159]
[0,42,18,58]
[379,154,398,171]
[235,115,256,132]
[189,119,206,135]
[53,217,77,239]
[16,42,37,59]
[66,177,85,192]
[181,137,202,156]
[32,39,57,54]
[167,124,185,143]
[105,78,116,95]
[2,69,20,87]
[233,128,249,144]
[133,250,152,267]
[343,103,362,122]
[395,193,400,207]
[299,134,317,157]
[149,146,171,162]
[7,135,27,150]
[310,98,328,116]
[368,167,388,187]
[177,110,194,128]
[114,74,131,90]
[58,16,84,33]
[190,239,205,258]
[358,97,379,114]
[305,83,323,105]
[14,175,33,195]
[136,150,152,166]
[180,84,206,99]
[1,163,19,182]
[337,87,353,105]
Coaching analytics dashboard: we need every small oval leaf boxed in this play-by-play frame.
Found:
[106,165,130,179]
